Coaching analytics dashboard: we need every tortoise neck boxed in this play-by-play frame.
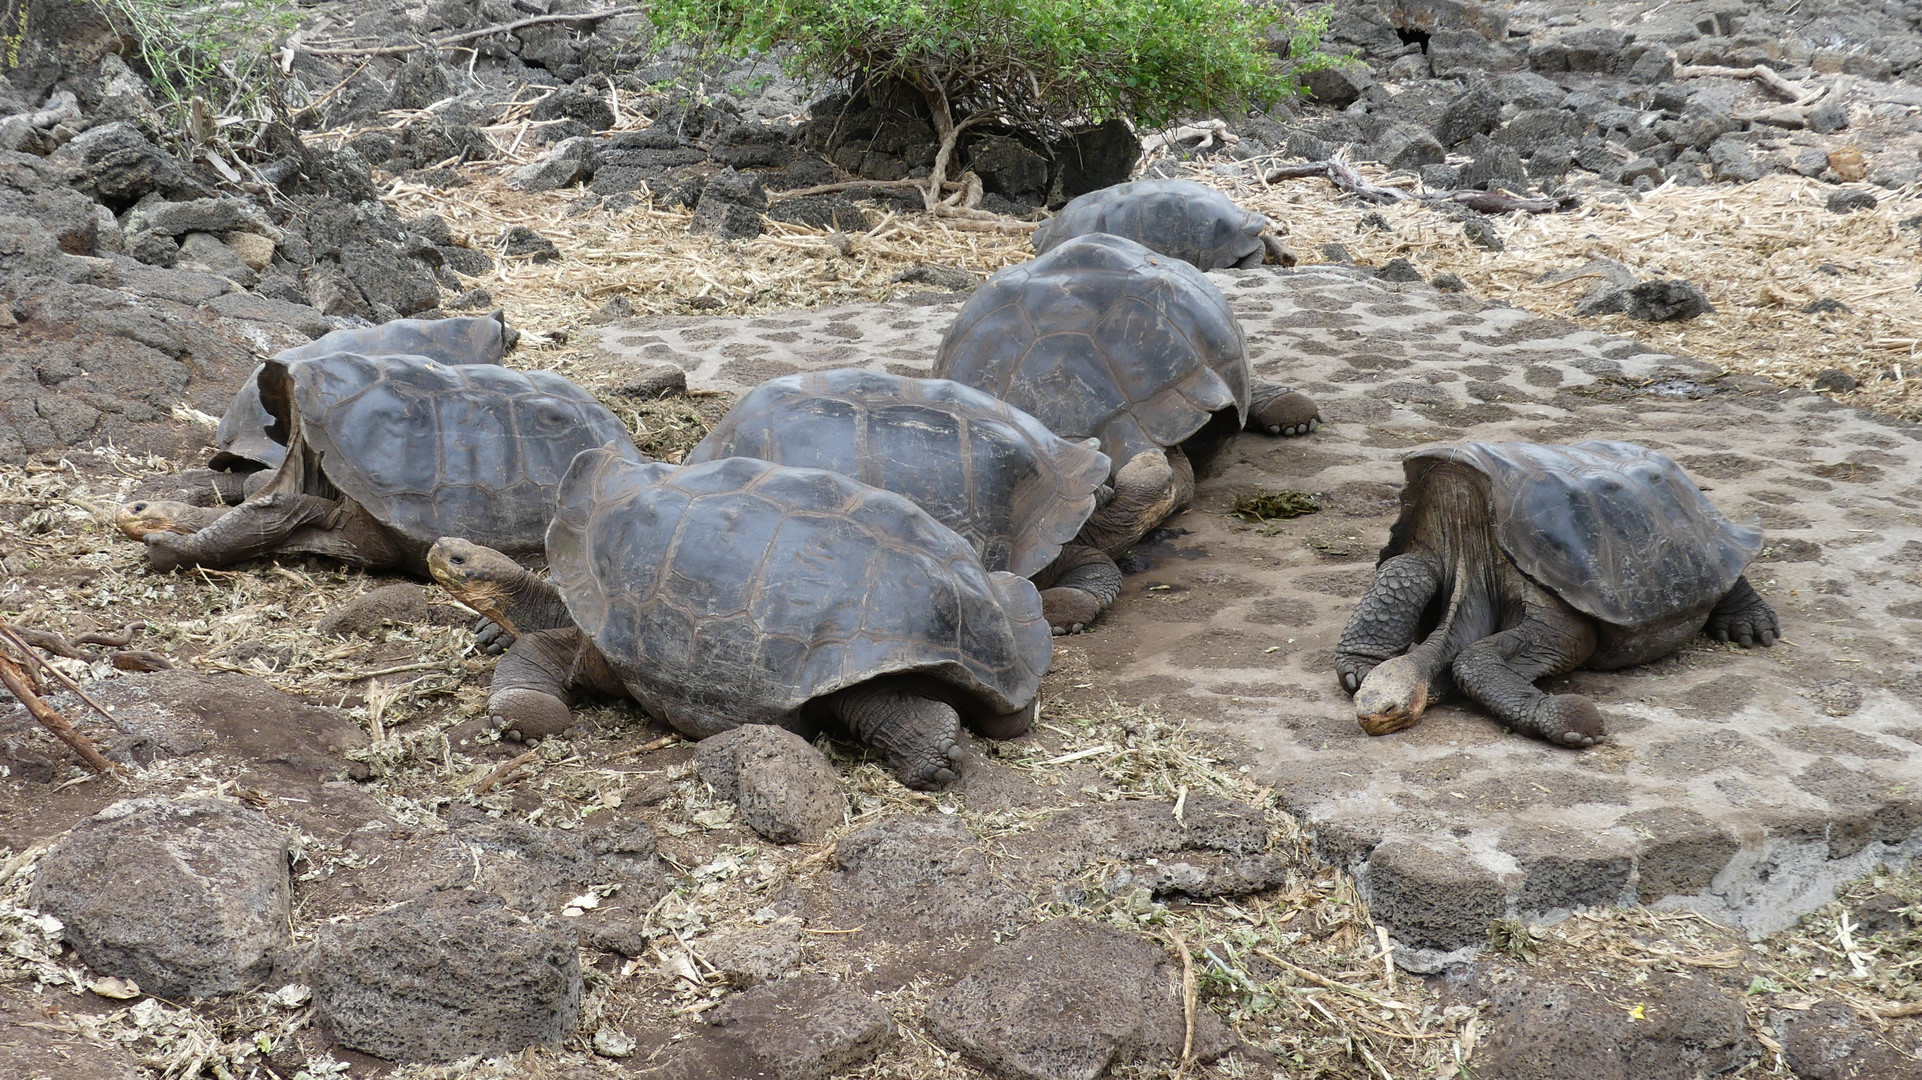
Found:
[488,569,574,637]
[1401,464,1509,677]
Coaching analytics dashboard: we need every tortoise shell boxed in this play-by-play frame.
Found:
[211,313,508,471]
[933,233,1249,477]
[262,352,638,561]
[683,369,1110,578]
[1395,440,1763,627]
[1031,179,1273,271]
[547,449,1051,738]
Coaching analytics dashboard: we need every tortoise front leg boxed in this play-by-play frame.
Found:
[487,627,591,741]
[142,493,340,571]
[1337,553,1442,694]
[821,678,964,791]
[1033,543,1122,635]
[1704,576,1778,648]
[1450,589,1603,748]
[1247,380,1320,437]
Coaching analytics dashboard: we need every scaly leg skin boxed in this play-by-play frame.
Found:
[1336,553,1443,694]
[142,493,339,571]
[1034,544,1123,635]
[1704,576,1779,648]
[1450,596,1603,748]
[825,680,965,791]
[487,628,585,741]
[1247,380,1321,437]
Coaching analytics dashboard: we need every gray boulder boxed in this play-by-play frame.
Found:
[663,976,893,1080]
[695,725,844,844]
[1435,84,1503,147]
[30,798,290,998]
[508,136,601,193]
[313,890,581,1063]
[926,920,1235,1080]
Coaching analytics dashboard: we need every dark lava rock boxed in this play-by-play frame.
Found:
[815,815,1027,941]
[2,150,100,255]
[1456,966,1755,1079]
[1811,368,1859,392]
[1807,100,1850,135]
[1432,272,1468,292]
[1827,189,1878,214]
[767,194,868,232]
[1707,136,1766,183]
[1372,123,1445,171]
[50,121,206,209]
[30,798,290,998]
[713,121,795,169]
[968,133,1051,204]
[1460,138,1530,192]
[700,919,810,988]
[1375,257,1425,283]
[1434,84,1503,148]
[1301,63,1374,109]
[1463,216,1504,251]
[694,726,844,844]
[1575,278,1715,322]
[314,890,581,1063]
[1053,120,1140,200]
[663,976,893,1080]
[531,89,616,132]
[925,920,1235,1080]
[1607,157,1664,188]
[509,136,600,193]
[497,225,560,262]
[692,167,769,240]
[1803,299,1851,316]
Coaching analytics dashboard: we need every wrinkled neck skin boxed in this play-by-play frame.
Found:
[1382,466,1514,701]
[469,567,572,638]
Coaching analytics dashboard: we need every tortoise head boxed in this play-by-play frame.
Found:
[427,537,524,626]
[115,500,203,542]
[1353,654,1430,736]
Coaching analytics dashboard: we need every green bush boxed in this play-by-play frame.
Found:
[97,0,300,139]
[652,0,1339,209]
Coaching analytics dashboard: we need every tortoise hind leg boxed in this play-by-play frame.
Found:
[823,679,964,791]
[142,493,339,571]
[1450,587,1603,748]
[1247,380,1320,438]
[1337,553,1442,694]
[1704,576,1778,648]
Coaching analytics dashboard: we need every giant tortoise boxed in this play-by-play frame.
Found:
[1031,179,1290,271]
[683,368,1123,633]
[429,449,1051,790]
[117,352,640,575]
[1335,440,1779,747]
[188,313,514,512]
[934,232,1319,556]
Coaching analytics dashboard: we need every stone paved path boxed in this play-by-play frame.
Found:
[598,266,1922,962]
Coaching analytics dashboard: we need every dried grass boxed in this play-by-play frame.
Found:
[1214,156,1922,424]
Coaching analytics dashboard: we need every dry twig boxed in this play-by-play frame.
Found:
[0,650,123,776]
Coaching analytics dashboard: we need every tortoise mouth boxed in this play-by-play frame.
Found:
[115,502,188,540]
[1356,681,1429,736]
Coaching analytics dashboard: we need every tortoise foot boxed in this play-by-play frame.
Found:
[1335,657,1374,696]
[893,732,965,792]
[1248,388,1321,438]
[1534,695,1606,748]
[488,687,575,740]
[1706,601,1778,649]
[1040,586,1102,635]
[473,616,514,655]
